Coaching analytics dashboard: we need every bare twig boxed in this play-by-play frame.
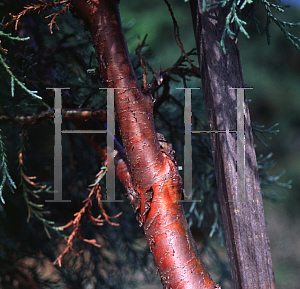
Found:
[0,108,107,125]
[163,0,199,73]
[135,34,150,89]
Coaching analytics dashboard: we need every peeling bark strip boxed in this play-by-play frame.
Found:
[70,0,218,288]
[190,1,277,288]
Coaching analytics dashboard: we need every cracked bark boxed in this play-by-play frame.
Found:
[70,0,219,288]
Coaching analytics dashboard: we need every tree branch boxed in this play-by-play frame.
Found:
[70,0,219,288]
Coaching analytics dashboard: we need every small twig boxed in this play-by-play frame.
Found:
[45,2,71,34]
[0,40,8,54]
[0,108,107,125]
[136,34,150,89]
[163,0,199,73]
[1,0,70,34]
[18,149,60,237]
[54,168,122,267]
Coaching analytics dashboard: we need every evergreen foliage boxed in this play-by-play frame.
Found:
[186,0,300,53]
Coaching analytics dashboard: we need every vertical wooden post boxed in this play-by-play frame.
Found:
[190,1,277,288]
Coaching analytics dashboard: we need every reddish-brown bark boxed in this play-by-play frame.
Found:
[70,0,218,288]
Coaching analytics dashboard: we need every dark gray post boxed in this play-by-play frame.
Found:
[190,1,277,288]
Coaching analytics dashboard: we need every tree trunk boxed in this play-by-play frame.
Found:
[70,0,219,288]
[190,1,277,288]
